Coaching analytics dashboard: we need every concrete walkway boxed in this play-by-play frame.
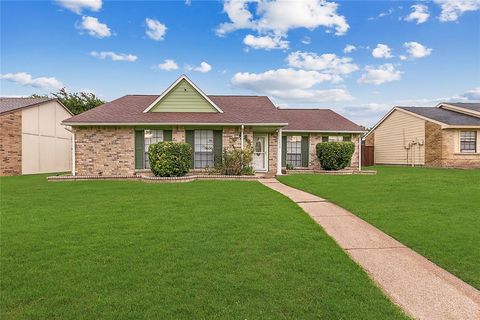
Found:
[260,179,480,320]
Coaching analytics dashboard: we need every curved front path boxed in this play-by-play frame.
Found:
[260,179,480,320]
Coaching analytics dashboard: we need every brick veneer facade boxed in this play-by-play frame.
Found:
[307,133,360,170]
[222,126,253,151]
[268,131,278,174]
[424,121,443,166]
[0,111,22,176]
[440,129,480,168]
[172,126,185,142]
[74,127,135,176]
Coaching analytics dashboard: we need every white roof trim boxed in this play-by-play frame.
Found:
[436,103,480,118]
[364,107,448,138]
[62,122,288,126]
[283,129,365,133]
[143,74,223,113]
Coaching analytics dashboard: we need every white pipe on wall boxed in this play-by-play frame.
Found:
[277,128,282,175]
[241,124,244,150]
[72,131,76,176]
[358,135,362,171]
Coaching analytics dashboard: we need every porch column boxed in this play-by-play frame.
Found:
[277,128,282,175]
[72,131,76,176]
[358,135,362,171]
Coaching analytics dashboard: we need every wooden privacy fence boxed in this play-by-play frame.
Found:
[362,146,374,167]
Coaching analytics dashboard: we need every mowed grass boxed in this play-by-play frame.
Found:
[0,175,407,319]
[279,166,480,289]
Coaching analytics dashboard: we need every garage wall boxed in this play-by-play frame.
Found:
[374,110,425,165]
[21,101,72,174]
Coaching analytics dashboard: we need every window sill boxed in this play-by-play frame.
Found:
[454,152,480,155]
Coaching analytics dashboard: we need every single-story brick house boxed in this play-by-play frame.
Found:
[364,102,480,168]
[62,75,364,176]
[0,97,73,176]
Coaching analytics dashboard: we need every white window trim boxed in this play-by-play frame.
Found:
[459,130,477,154]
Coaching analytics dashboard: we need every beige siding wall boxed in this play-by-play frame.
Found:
[374,110,425,165]
[21,101,72,174]
[150,79,217,112]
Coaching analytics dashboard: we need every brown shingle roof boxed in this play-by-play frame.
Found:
[398,107,480,126]
[63,95,287,125]
[279,109,364,132]
[0,97,55,114]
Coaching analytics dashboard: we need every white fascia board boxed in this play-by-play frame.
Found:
[282,130,365,133]
[62,122,289,126]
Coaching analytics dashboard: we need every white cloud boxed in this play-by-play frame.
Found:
[231,68,353,102]
[55,0,102,14]
[301,36,311,45]
[460,87,480,100]
[372,44,393,59]
[77,16,111,38]
[404,4,430,24]
[403,41,432,59]
[286,51,358,79]
[185,0,192,5]
[343,44,356,53]
[243,34,289,50]
[358,63,402,85]
[0,72,64,90]
[369,8,394,20]
[157,59,179,71]
[145,18,167,41]
[434,0,480,22]
[216,0,349,36]
[399,55,407,61]
[191,61,212,73]
[90,51,137,62]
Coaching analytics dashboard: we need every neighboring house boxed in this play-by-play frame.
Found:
[364,103,480,168]
[62,75,364,176]
[0,97,73,176]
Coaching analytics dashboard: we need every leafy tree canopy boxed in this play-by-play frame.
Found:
[30,88,105,115]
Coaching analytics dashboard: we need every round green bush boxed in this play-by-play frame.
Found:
[148,142,192,177]
[316,142,355,170]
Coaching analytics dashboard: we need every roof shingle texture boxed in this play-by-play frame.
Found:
[279,109,364,132]
[398,106,480,126]
[63,95,364,132]
[0,97,54,114]
[444,102,480,112]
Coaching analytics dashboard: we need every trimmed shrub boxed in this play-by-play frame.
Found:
[210,145,255,175]
[148,142,192,177]
[316,142,355,170]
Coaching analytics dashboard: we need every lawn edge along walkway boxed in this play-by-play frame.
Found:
[260,179,480,320]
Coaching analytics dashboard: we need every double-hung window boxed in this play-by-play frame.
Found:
[286,136,302,167]
[194,130,214,169]
[328,135,344,142]
[144,130,163,168]
[460,131,477,153]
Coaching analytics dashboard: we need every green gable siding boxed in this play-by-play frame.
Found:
[150,79,217,113]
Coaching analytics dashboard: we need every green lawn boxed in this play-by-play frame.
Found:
[0,175,406,319]
[278,166,480,289]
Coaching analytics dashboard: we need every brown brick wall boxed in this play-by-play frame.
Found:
[222,126,253,151]
[0,111,22,176]
[425,121,443,166]
[350,134,360,168]
[74,127,135,176]
[172,126,185,142]
[268,131,278,174]
[440,129,480,168]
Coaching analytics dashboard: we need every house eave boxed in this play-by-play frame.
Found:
[283,129,365,133]
[62,122,289,127]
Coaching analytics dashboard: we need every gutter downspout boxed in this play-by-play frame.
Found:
[358,135,362,171]
[277,128,282,176]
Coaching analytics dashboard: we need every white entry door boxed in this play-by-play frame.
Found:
[253,134,268,172]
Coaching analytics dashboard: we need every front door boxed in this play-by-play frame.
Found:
[253,134,268,172]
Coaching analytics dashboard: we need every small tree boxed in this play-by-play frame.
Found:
[316,142,355,170]
[52,88,104,115]
[148,142,192,177]
[215,145,254,175]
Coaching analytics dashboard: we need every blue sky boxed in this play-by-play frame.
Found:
[1,0,479,126]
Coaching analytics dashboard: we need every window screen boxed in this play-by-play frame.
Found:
[194,130,214,169]
[286,136,302,167]
[460,131,477,153]
[144,130,163,169]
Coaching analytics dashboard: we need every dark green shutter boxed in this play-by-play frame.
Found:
[343,135,351,142]
[213,130,223,165]
[135,130,144,169]
[322,135,329,143]
[301,136,309,167]
[281,136,287,167]
[185,130,194,168]
[163,130,172,141]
